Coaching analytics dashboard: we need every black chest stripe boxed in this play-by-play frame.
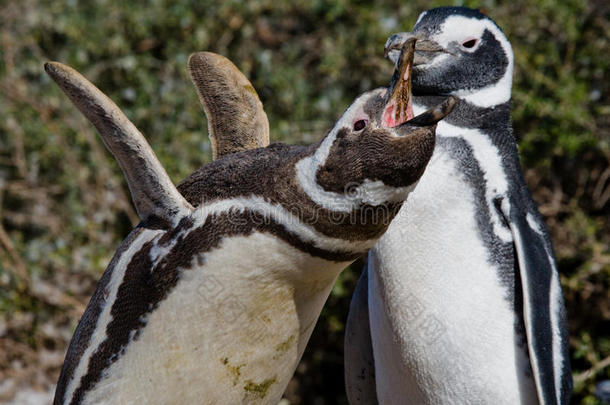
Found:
[52,223,163,405]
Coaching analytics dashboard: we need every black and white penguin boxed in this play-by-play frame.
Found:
[344,7,572,405]
[47,43,455,404]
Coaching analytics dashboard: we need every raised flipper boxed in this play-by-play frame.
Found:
[188,52,270,159]
[44,62,193,225]
[345,263,378,404]
[503,196,572,404]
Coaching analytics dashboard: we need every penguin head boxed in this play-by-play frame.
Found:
[296,40,455,220]
[385,7,514,107]
[313,90,455,199]
[297,87,455,219]
[313,39,455,202]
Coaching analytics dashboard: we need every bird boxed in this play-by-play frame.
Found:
[344,7,572,405]
[46,43,455,405]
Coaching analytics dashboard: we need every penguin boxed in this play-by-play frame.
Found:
[46,42,456,405]
[344,7,572,405]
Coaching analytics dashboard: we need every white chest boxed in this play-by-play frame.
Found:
[367,144,536,404]
[80,232,345,405]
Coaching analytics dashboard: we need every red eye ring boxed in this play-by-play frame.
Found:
[353,119,368,131]
[461,38,478,49]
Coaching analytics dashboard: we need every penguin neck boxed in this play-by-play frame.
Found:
[414,94,512,132]
[294,139,406,242]
[178,143,391,248]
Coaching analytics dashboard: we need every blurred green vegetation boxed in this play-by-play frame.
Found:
[0,0,608,403]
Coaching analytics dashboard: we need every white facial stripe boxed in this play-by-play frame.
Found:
[295,125,350,212]
[436,120,513,243]
[63,228,164,404]
[358,179,415,206]
[433,15,514,107]
[296,90,412,213]
[433,15,486,48]
[296,152,412,213]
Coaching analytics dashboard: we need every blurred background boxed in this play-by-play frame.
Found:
[0,0,608,403]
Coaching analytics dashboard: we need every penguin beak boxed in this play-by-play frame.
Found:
[383,38,415,128]
[406,96,457,127]
[384,32,445,67]
[382,37,456,132]
[391,96,457,138]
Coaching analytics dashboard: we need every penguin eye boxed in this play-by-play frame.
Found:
[461,38,478,50]
[353,119,368,131]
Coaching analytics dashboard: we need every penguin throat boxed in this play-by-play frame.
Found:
[383,98,414,128]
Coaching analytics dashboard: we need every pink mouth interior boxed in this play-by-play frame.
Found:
[383,99,414,128]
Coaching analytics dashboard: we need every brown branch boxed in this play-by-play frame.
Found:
[0,222,29,283]
[574,355,610,384]
[592,162,610,210]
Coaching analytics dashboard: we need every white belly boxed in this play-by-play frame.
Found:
[368,149,537,404]
[81,232,346,405]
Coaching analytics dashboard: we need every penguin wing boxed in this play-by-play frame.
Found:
[503,198,572,405]
[344,264,379,404]
[45,62,193,225]
[188,52,270,160]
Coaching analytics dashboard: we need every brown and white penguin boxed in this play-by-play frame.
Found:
[47,42,455,405]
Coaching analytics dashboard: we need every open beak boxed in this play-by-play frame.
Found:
[406,96,457,127]
[384,32,445,67]
[382,37,457,131]
[383,38,416,128]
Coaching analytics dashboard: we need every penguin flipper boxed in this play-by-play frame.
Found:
[188,52,270,160]
[504,202,572,405]
[44,62,193,225]
[345,264,379,405]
